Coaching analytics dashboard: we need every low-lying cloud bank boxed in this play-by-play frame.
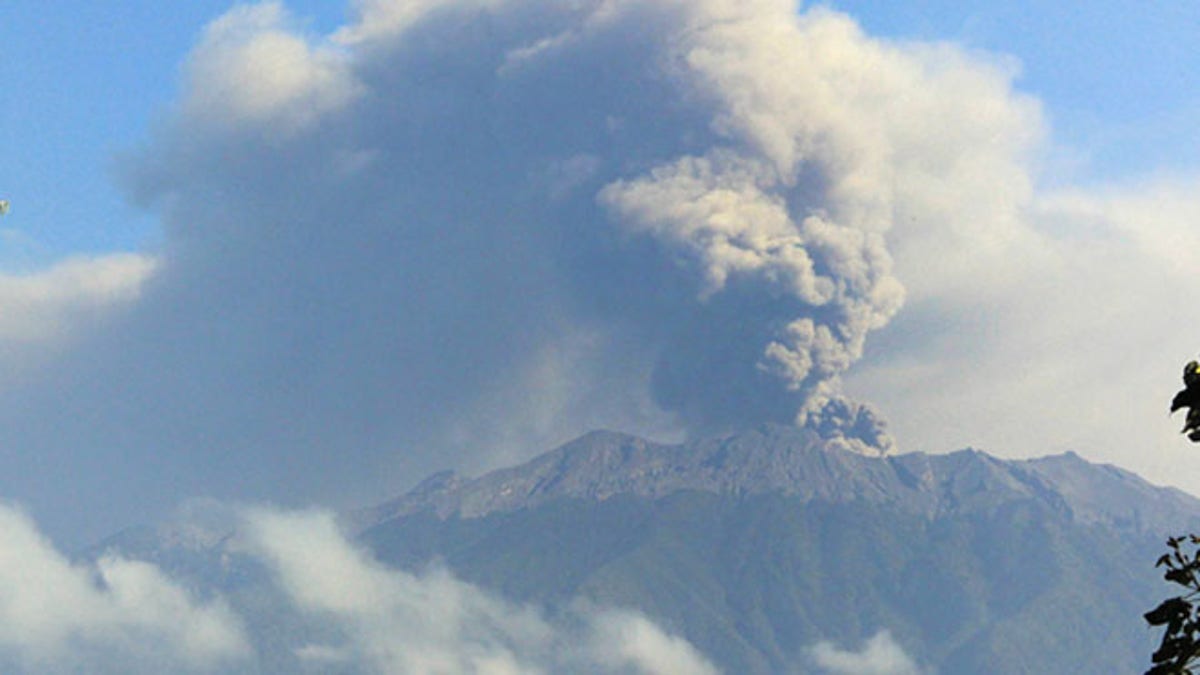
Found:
[808,630,926,675]
[0,505,247,674]
[0,503,716,674]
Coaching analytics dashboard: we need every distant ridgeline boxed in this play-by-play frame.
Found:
[96,425,1197,674]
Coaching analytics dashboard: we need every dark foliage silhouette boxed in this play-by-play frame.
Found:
[1145,360,1200,673]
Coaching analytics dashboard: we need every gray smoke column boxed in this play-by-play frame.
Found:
[594,1,907,452]
[600,151,902,452]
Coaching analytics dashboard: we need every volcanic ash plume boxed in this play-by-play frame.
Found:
[121,0,916,469]
[5,0,1038,539]
[599,151,903,451]
[594,3,907,453]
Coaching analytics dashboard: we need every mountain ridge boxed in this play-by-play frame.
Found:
[356,424,1200,538]
[84,426,1200,674]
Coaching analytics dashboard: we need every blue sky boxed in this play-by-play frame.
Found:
[2,0,1200,544]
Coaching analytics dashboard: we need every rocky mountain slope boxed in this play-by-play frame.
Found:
[93,426,1200,673]
[359,424,1200,535]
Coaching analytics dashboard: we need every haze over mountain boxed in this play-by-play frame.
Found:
[69,425,1195,674]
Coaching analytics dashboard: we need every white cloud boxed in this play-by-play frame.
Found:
[809,630,925,675]
[846,170,1200,488]
[586,609,720,675]
[0,505,248,674]
[0,253,155,344]
[180,2,361,137]
[335,0,511,45]
[0,253,156,393]
[0,502,720,674]
[240,507,719,674]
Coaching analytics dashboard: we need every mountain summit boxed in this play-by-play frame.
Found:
[95,427,1200,673]
[362,424,1200,536]
[352,427,1200,673]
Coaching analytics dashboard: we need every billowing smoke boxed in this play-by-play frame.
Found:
[0,0,1050,540]
[137,0,908,451]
